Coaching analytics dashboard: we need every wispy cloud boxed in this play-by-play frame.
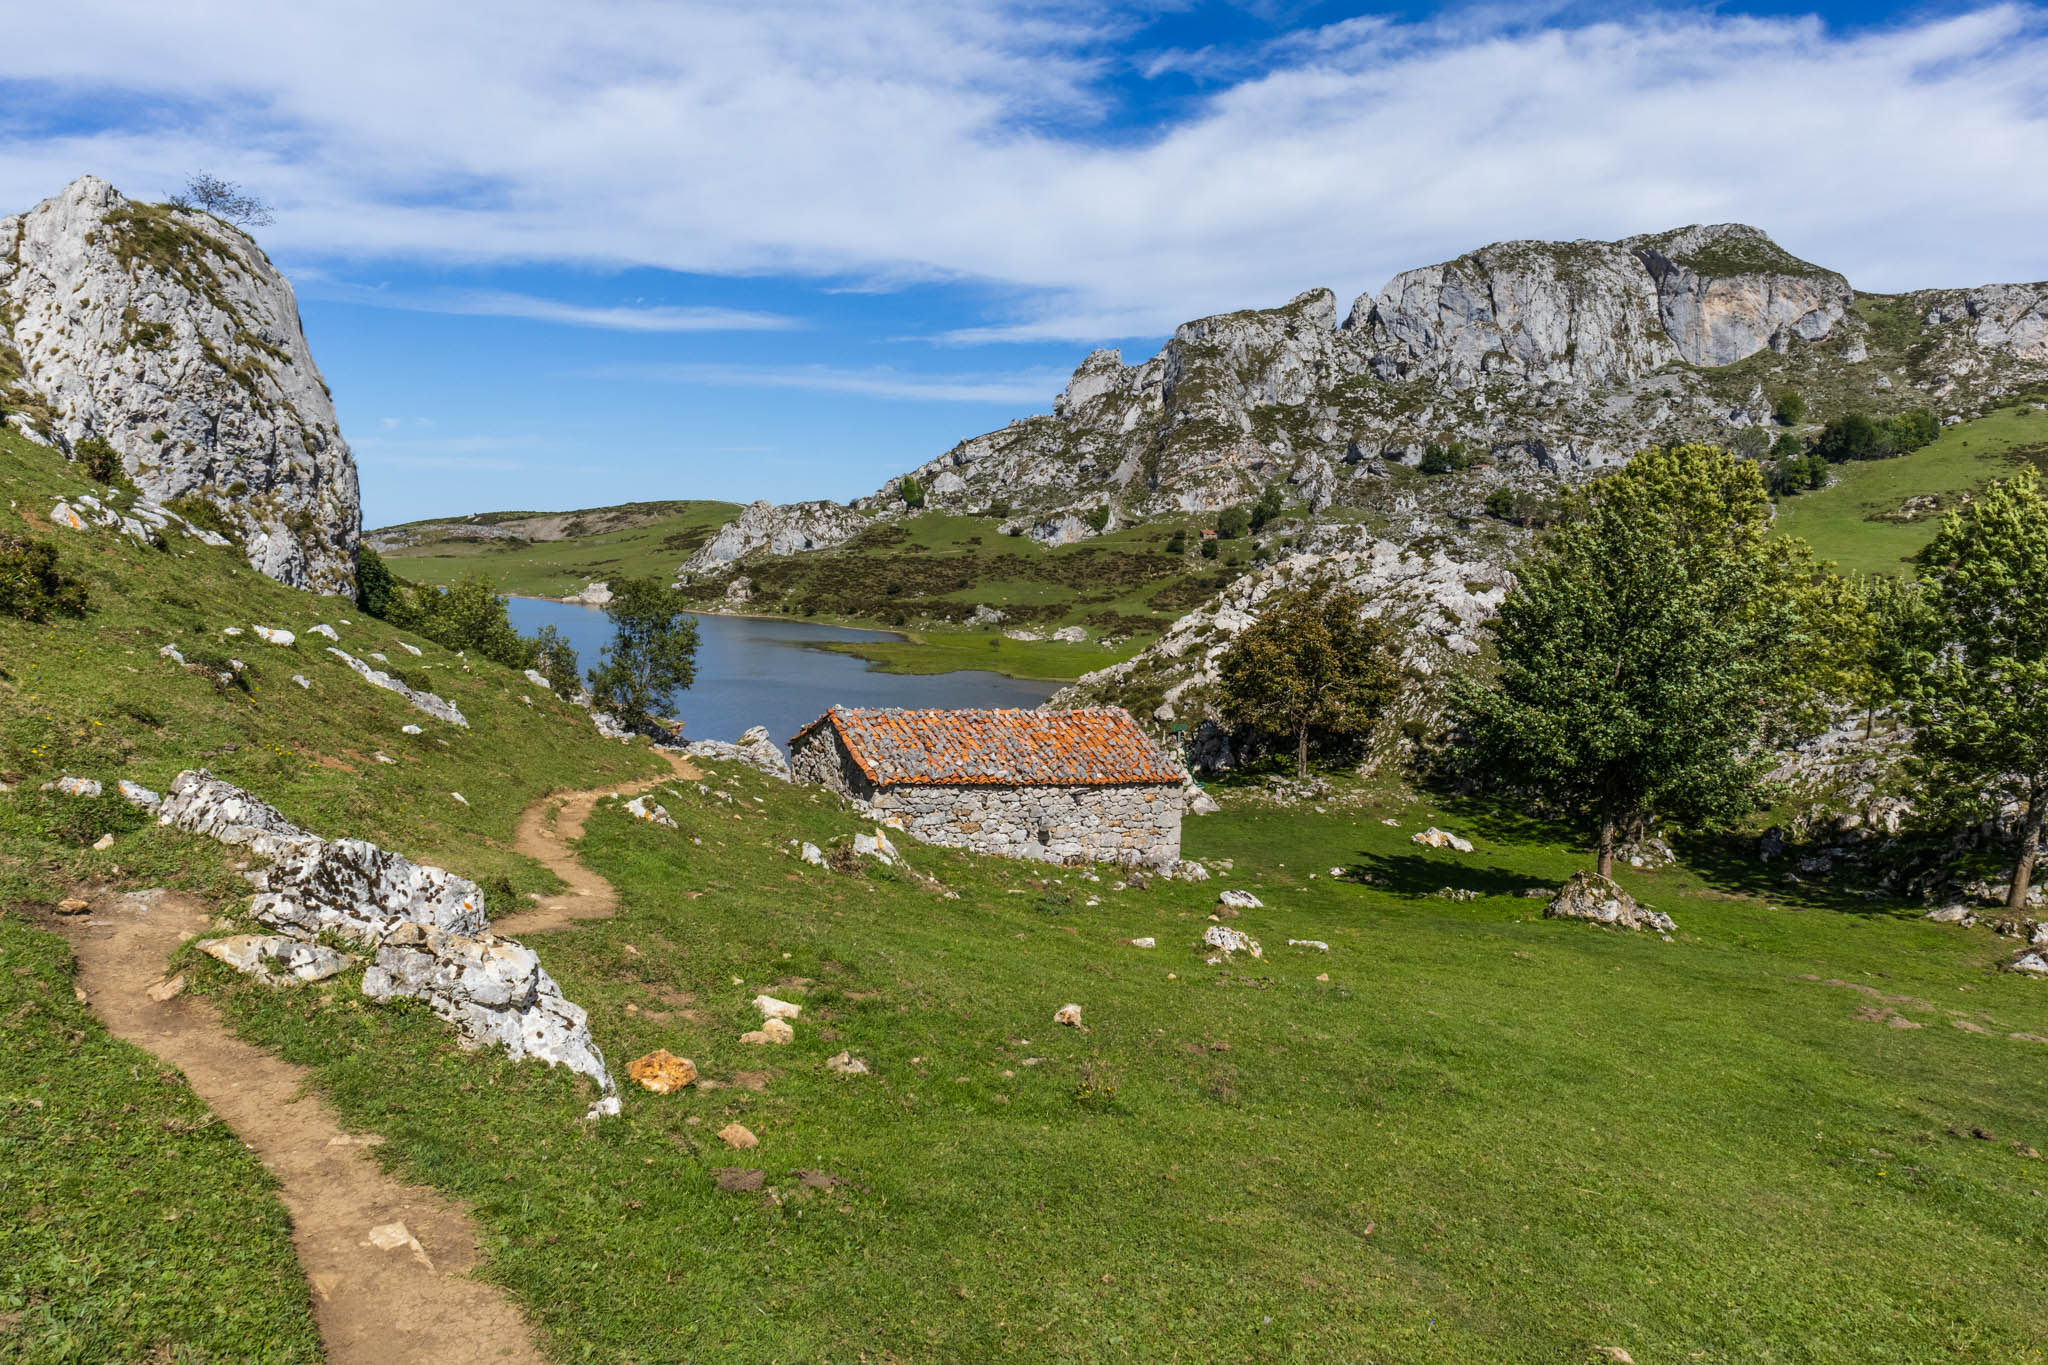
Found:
[597,362,1067,404]
[2,2,2045,341]
[324,285,800,333]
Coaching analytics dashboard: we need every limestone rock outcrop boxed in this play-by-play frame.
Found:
[681,499,866,574]
[157,769,615,1104]
[1544,871,1675,933]
[0,176,360,593]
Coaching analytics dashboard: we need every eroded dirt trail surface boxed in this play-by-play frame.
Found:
[64,890,547,1365]
[494,748,699,937]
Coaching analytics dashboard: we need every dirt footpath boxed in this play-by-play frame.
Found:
[64,889,548,1364]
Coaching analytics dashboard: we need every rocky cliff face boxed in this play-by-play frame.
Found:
[0,176,360,594]
[678,498,867,576]
[858,223,2045,524]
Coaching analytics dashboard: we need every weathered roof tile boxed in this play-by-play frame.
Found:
[791,707,1181,787]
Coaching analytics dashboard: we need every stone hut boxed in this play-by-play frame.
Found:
[788,707,1184,869]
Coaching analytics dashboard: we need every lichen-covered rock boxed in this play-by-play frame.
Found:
[327,648,467,727]
[158,769,319,859]
[1218,890,1263,910]
[361,922,612,1091]
[117,779,161,809]
[254,626,294,646]
[682,499,867,573]
[200,934,355,983]
[252,835,489,942]
[681,725,792,780]
[1413,827,1475,853]
[623,795,677,829]
[627,1049,698,1093]
[1202,924,1262,958]
[1544,871,1675,933]
[0,176,359,592]
[43,776,101,797]
[752,994,802,1021]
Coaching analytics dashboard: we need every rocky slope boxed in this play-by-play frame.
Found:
[0,176,359,593]
[856,223,2047,526]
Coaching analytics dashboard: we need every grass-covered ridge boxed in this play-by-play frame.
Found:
[0,424,660,1358]
[372,500,742,600]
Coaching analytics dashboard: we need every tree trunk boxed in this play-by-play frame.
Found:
[1596,815,1617,882]
[1296,723,1310,780]
[2009,786,2046,913]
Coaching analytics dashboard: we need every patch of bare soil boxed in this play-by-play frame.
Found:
[493,749,700,936]
[61,889,546,1364]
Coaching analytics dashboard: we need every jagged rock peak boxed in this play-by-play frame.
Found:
[0,175,361,594]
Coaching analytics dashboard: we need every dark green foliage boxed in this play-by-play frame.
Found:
[1451,444,1859,877]
[900,474,926,509]
[1730,426,1773,461]
[1772,432,1805,459]
[1483,486,1563,528]
[1215,506,1250,539]
[1248,485,1285,533]
[73,436,126,486]
[1200,537,1220,560]
[1164,530,1187,556]
[0,533,88,621]
[1084,504,1112,533]
[589,576,700,731]
[354,543,407,620]
[1768,451,1830,497]
[410,578,534,669]
[163,495,240,543]
[1812,409,1939,462]
[1217,584,1399,777]
[1419,441,1469,476]
[1772,392,1808,426]
[1896,472,2048,908]
[530,623,581,694]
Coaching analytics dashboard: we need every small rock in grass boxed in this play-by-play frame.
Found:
[56,898,91,915]
[450,792,468,806]
[1203,924,1262,959]
[1316,972,1330,982]
[1218,890,1262,910]
[753,994,801,1020]
[627,1050,698,1093]
[825,1051,870,1076]
[1288,939,1330,951]
[718,1122,759,1150]
[800,842,825,866]
[222,627,244,637]
[401,724,422,735]
[1411,827,1474,853]
[374,753,395,764]
[254,626,294,646]
[292,675,310,689]
[1329,867,1344,877]
[44,776,101,798]
[1926,905,1976,926]
[741,1017,795,1045]
[158,644,185,664]
[1545,871,1674,933]
[309,624,339,641]
[91,832,115,850]
[624,795,677,829]
[1054,1003,1084,1027]
[398,641,422,656]
[2010,947,2048,975]
[1129,937,1156,948]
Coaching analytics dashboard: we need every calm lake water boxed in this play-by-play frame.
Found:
[504,598,1058,748]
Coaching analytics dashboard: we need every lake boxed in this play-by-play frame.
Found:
[504,598,1059,748]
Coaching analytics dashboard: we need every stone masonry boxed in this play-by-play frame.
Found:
[790,707,1183,870]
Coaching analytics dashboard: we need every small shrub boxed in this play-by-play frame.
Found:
[164,495,240,543]
[0,534,88,621]
[1083,505,1111,533]
[1419,442,1469,476]
[900,474,926,509]
[1164,531,1187,555]
[1215,507,1250,539]
[74,436,127,486]
[1200,538,1220,560]
[1772,392,1807,426]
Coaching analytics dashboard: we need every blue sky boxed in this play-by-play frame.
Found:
[5,0,2046,527]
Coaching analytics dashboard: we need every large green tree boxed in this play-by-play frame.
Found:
[1216,584,1398,778]
[589,577,700,734]
[1452,443,1860,879]
[1898,472,2048,909]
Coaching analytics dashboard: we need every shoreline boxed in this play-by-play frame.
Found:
[508,593,914,640]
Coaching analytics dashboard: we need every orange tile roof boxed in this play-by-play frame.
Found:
[791,706,1182,787]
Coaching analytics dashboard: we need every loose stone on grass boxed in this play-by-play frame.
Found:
[1544,871,1675,933]
[718,1122,759,1150]
[626,1050,698,1093]
[742,1017,795,1045]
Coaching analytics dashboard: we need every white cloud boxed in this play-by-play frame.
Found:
[322,285,800,333]
[2,2,2045,342]
[599,362,1069,404]
[352,431,540,470]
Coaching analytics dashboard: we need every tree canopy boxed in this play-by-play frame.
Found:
[1451,443,1860,878]
[588,577,700,734]
[1216,583,1398,778]
[1893,471,2048,908]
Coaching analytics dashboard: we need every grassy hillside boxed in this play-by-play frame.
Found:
[375,500,743,599]
[0,426,661,1360]
[197,759,2048,1362]
[7,424,2048,1360]
[1776,402,2048,576]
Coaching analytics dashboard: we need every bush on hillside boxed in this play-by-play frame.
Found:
[1084,505,1112,533]
[1164,530,1187,556]
[411,578,536,671]
[1772,392,1807,426]
[530,624,581,694]
[1812,409,1939,462]
[1248,485,1285,533]
[1419,442,1469,476]
[1215,507,1250,539]
[1768,452,1830,496]
[163,495,240,543]
[900,474,926,509]
[0,533,88,621]
[73,437,127,487]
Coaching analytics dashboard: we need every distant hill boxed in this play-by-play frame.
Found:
[369,500,743,599]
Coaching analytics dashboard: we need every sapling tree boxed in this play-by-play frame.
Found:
[1897,472,2048,909]
[168,172,275,228]
[589,577,700,733]
[1451,443,1861,879]
[1216,584,1398,778]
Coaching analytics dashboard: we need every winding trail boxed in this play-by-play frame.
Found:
[56,749,697,1361]
[62,889,547,1364]
[493,748,699,937]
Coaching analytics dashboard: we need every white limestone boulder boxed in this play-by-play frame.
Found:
[201,934,355,983]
